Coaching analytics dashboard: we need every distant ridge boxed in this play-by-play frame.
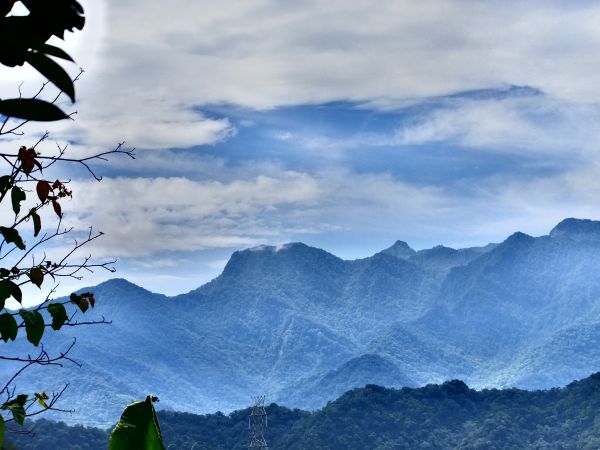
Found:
[10,218,600,427]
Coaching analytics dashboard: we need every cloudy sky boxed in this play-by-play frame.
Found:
[4,0,600,296]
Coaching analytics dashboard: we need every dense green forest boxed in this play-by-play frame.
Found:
[7,372,600,449]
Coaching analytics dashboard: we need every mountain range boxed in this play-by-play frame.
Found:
[3,217,600,426]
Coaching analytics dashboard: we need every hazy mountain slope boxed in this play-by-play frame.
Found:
[277,353,416,409]
[6,218,600,425]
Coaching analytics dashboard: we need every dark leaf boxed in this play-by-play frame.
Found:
[1,394,28,425]
[48,303,67,330]
[0,98,69,121]
[0,280,9,304]
[0,268,9,278]
[0,226,25,250]
[31,210,41,237]
[36,180,51,202]
[0,175,11,195]
[0,279,22,304]
[52,200,62,218]
[37,44,74,62]
[19,310,44,346]
[17,146,38,175]
[10,186,26,215]
[70,293,88,313]
[0,313,17,342]
[25,51,75,102]
[28,267,44,288]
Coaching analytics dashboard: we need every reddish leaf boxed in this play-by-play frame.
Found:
[52,200,62,218]
[17,147,38,175]
[70,293,89,313]
[52,180,62,190]
[36,181,51,202]
[88,294,95,308]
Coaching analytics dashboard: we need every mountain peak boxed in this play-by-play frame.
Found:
[380,240,416,259]
[549,218,600,241]
[505,231,534,243]
[221,242,342,279]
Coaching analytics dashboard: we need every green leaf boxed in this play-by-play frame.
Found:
[48,303,67,331]
[19,310,44,346]
[34,392,49,409]
[31,210,41,237]
[10,186,26,215]
[0,313,17,342]
[0,279,22,304]
[37,44,74,62]
[28,267,44,288]
[25,51,75,102]
[1,394,28,425]
[0,414,5,448]
[0,226,25,250]
[0,98,69,122]
[109,396,166,450]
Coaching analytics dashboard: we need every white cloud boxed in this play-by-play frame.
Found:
[61,170,448,258]
[396,95,600,155]
[66,173,323,257]
[53,160,600,262]
[5,0,600,151]
[87,0,600,109]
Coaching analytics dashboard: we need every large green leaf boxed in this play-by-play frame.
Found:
[25,51,75,102]
[47,303,67,330]
[10,186,25,215]
[0,227,25,250]
[0,313,18,342]
[1,394,27,425]
[109,396,166,450]
[19,310,44,346]
[0,98,69,121]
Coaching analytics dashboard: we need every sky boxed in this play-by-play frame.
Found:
[3,0,600,296]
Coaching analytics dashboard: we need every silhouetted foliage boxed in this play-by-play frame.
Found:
[0,0,84,121]
[0,2,135,445]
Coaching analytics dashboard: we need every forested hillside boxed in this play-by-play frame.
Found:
[8,372,600,449]
[6,218,600,425]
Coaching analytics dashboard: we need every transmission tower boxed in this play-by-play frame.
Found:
[248,395,268,449]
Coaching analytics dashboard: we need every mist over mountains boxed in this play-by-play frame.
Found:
[4,217,600,426]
